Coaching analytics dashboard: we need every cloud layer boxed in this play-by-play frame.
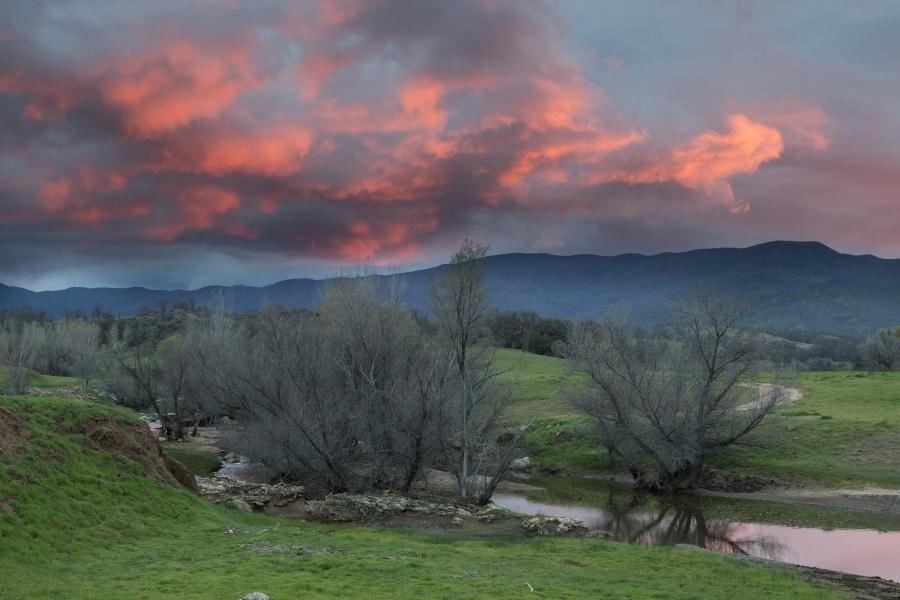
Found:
[1,0,897,289]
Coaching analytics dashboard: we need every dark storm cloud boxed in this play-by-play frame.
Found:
[0,0,897,289]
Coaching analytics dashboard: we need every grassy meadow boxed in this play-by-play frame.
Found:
[493,348,900,487]
[0,394,843,599]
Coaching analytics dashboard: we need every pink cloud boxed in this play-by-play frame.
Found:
[98,41,257,136]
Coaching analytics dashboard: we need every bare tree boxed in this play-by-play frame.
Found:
[103,330,166,431]
[566,293,782,492]
[859,327,900,371]
[0,319,42,394]
[155,334,196,439]
[431,240,525,503]
[60,320,102,392]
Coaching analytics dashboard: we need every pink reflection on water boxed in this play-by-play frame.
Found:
[493,494,900,583]
[731,523,900,582]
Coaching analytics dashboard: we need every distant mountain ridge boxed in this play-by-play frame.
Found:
[2,241,899,334]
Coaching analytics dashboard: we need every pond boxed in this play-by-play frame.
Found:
[492,478,900,583]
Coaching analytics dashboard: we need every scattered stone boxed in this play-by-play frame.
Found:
[520,516,588,536]
[223,452,239,463]
[197,476,306,512]
[475,506,513,523]
[450,517,464,526]
[303,493,474,523]
[698,470,775,493]
[239,593,270,600]
[509,456,531,470]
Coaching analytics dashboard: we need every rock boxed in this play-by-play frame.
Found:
[303,493,473,523]
[521,516,588,536]
[240,593,270,600]
[229,499,254,513]
[475,506,513,523]
[224,452,239,463]
[197,476,305,511]
[450,517,463,526]
[509,456,531,470]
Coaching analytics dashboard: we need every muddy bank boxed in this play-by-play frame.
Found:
[697,486,900,514]
[526,467,900,515]
[675,544,900,600]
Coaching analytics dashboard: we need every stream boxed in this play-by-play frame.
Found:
[210,452,900,583]
[492,479,900,583]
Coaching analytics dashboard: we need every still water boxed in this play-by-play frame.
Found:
[493,481,900,583]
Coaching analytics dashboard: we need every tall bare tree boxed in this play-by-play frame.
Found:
[104,330,166,432]
[0,320,42,394]
[61,320,102,392]
[431,240,524,503]
[566,293,783,491]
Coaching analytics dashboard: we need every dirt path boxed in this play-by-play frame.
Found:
[736,382,804,412]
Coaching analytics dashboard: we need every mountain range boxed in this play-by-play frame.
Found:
[2,241,899,334]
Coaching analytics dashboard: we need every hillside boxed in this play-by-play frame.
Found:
[0,394,846,598]
[3,241,900,333]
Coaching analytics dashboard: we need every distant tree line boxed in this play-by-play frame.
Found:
[0,242,528,504]
[486,310,569,356]
[2,253,899,499]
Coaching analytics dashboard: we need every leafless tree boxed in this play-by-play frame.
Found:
[859,327,900,371]
[103,330,166,430]
[187,280,453,493]
[155,334,196,439]
[431,240,526,503]
[566,293,782,491]
[0,319,42,394]
[60,319,102,392]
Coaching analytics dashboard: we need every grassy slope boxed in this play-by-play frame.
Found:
[494,349,900,487]
[712,371,900,487]
[0,365,81,390]
[0,395,839,599]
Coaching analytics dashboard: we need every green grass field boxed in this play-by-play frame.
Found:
[0,365,82,390]
[712,371,900,487]
[0,394,842,599]
[493,349,900,487]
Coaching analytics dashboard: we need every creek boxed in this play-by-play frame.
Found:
[493,477,900,583]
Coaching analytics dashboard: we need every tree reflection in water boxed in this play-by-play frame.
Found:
[595,489,785,559]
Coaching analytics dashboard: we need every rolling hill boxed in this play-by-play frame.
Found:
[2,241,899,334]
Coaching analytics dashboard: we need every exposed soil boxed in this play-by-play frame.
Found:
[676,545,900,599]
[161,426,222,455]
[736,383,804,412]
[697,469,777,493]
[798,566,900,600]
[697,486,900,514]
[72,418,198,493]
[0,407,30,460]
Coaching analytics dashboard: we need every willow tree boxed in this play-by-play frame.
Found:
[567,294,783,491]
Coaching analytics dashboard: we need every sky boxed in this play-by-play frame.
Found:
[1,0,899,290]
